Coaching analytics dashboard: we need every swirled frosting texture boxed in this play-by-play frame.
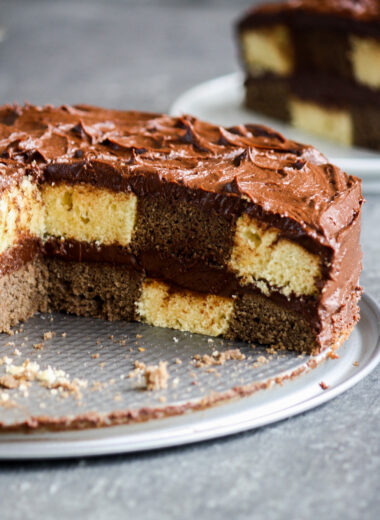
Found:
[0,103,362,251]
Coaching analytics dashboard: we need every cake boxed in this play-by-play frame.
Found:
[0,103,363,354]
[237,0,380,149]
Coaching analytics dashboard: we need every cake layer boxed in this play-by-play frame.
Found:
[229,213,321,297]
[245,75,380,149]
[0,256,48,333]
[240,24,294,76]
[238,1,380,88]
[42,183,137,246]
[46,258,142,321]
[136,279,234,337]
[0,177,43,255]
[44,259,360,353]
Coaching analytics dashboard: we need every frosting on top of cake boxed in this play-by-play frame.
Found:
[0,103,362,248]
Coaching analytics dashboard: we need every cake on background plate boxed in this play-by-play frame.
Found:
[237,0,380,149]
[0,103,363,354]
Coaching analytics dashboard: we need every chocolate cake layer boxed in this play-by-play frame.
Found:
[237,0,380,149]
[0,256,48,333]
[46,258,142,322]
[45,259,357,354]
[0,104,363,352]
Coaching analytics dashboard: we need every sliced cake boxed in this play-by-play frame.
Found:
[0,104,363,354]
[237,0,380,149]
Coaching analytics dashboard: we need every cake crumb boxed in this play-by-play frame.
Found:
[128,360,146,378]
[353,361,359,367]
[92,353,100,359]
[138,347,145,352]
[319,381,329,390]
[43,331,55,341]
[33,343,44,350]
[90,381,107,392]
[0,374,19,389]
[61,332,67,338]
[252,355,268,368]
[194,348,245,367]
[144,361,169,391]
[0,391,14,407]
[136,334,142,339]
[175,358,182,365]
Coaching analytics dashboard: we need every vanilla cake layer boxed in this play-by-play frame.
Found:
[289,98,353,147]
[42,183,137,246]
[241,25,294,76]
[136,279,234,337]
[0,178,44,255]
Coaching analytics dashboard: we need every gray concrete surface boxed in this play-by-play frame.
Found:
[0,1,379,519]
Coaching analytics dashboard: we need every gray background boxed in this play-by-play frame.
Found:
[0,1,379,519]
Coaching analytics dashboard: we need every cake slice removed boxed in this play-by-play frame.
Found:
[0,104,363,353]
[237,0,380,149]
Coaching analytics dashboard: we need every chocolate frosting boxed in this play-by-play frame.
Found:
[0,104,362,254]
[238,0,380,36]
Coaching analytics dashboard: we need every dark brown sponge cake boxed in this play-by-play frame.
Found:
[237,0,380,149]
[0,104,363,353]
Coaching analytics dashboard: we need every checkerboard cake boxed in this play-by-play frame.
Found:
[237,0,380,149]
[0,104,363,353]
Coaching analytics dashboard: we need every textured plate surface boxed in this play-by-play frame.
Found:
[0,294,378,459]
[170,73,380,190]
